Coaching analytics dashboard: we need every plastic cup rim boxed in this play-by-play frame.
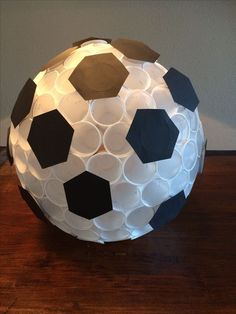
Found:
[141,179,170,207]
[71,120,102,157]
[125,66,151,91]
[122,154,157,186]
[86,152,122,184]
[103,121,132,158]
[89,98,125,128]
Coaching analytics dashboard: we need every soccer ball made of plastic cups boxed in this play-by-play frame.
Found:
[8,37,206,243]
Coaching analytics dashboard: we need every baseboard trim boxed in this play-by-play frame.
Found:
[206,150,236,156]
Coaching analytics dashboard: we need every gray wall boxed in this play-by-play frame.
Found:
[1,0,236,149]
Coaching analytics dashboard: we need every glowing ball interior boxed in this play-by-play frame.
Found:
[9,38,206,243]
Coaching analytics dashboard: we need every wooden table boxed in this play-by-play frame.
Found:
[0,156,235,314]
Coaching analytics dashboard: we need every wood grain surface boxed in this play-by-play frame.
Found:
[0,156,236,314]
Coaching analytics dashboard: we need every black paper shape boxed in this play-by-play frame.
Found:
[163,68,199,112]
[73,37,112,47]
[11,79,36,128]
[64,171,113,220]
[6,127,13,165]
[111,38,160,62]
[69,53,129,100]
[28,109,74,168]
[40,47,77,71]
[149,191,187,230]
[199,138,207,174]
[126,109,179,163]
[18,186,47,223]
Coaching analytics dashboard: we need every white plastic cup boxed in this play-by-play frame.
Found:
[41,198,66,222]
[103,122,132,157]
[125,90,156,121]
[72,229,100,242]
[179,107,199,132]
[124,66,151,90]
[118,86,131,103]
[171,113,190,144]
[33,70,46,84]
[28,151,51,180]
[23,171,44,199]
[143,62,167,85]
[111,182,141,211]
[182,140,198,171]
[125,206,154,228]
[101,228,130,242]
[64,210,93,230]
[52,153,85,182]
[189,158,200,183]
[18,118,32,151]
[142,179,170,207]
[121,57,143,68]
[14,145,28,174]
[64,50,90,69]
[151,85,177,116]
[33,94,56,117]
[81,39,108,47]
[10,123,19,145]
[184,183,193,198]
[71,121,102,157]
[15,167,26,189]
[196,129,204,157]
[55,68,75,94]
[170,169,189,196]
[123,153,157,185]
[58,92,88,124]
[90,97,124,128]
[36,70,58,96]
[157,150,182,180]
[131,224,153,240]
[44,179,67,206]
[93,210,125,231]
[87,152,122,184]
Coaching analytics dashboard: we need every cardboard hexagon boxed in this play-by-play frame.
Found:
[28,109,74,168]
[126,109,179,163]
[64,171,113,220]
[18,186,48,223]
[69,53,129,100]
[149,191,186,229]
[11,78,36,127]
[111,38,160,62]
[73,36,111,47]
[163,67,199,112]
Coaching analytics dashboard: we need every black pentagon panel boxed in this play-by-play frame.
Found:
[163,67,199,112]
[18,186,48,223]
[111,38,160,62]
[126,109,179,163]
[40,47,77,71]
[69,53,129,100]
[28,109,74,169]
[73,37,111,47]
[11,79,36,127]
[149,191,187,230]
[64,171,113,220]
[6,127,13,165]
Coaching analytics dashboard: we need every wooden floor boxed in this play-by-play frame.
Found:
[0,156,236,314]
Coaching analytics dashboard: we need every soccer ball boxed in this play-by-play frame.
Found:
[8,37,206,243]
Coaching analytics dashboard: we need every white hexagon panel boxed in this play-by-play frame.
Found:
[8,37,206,243]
